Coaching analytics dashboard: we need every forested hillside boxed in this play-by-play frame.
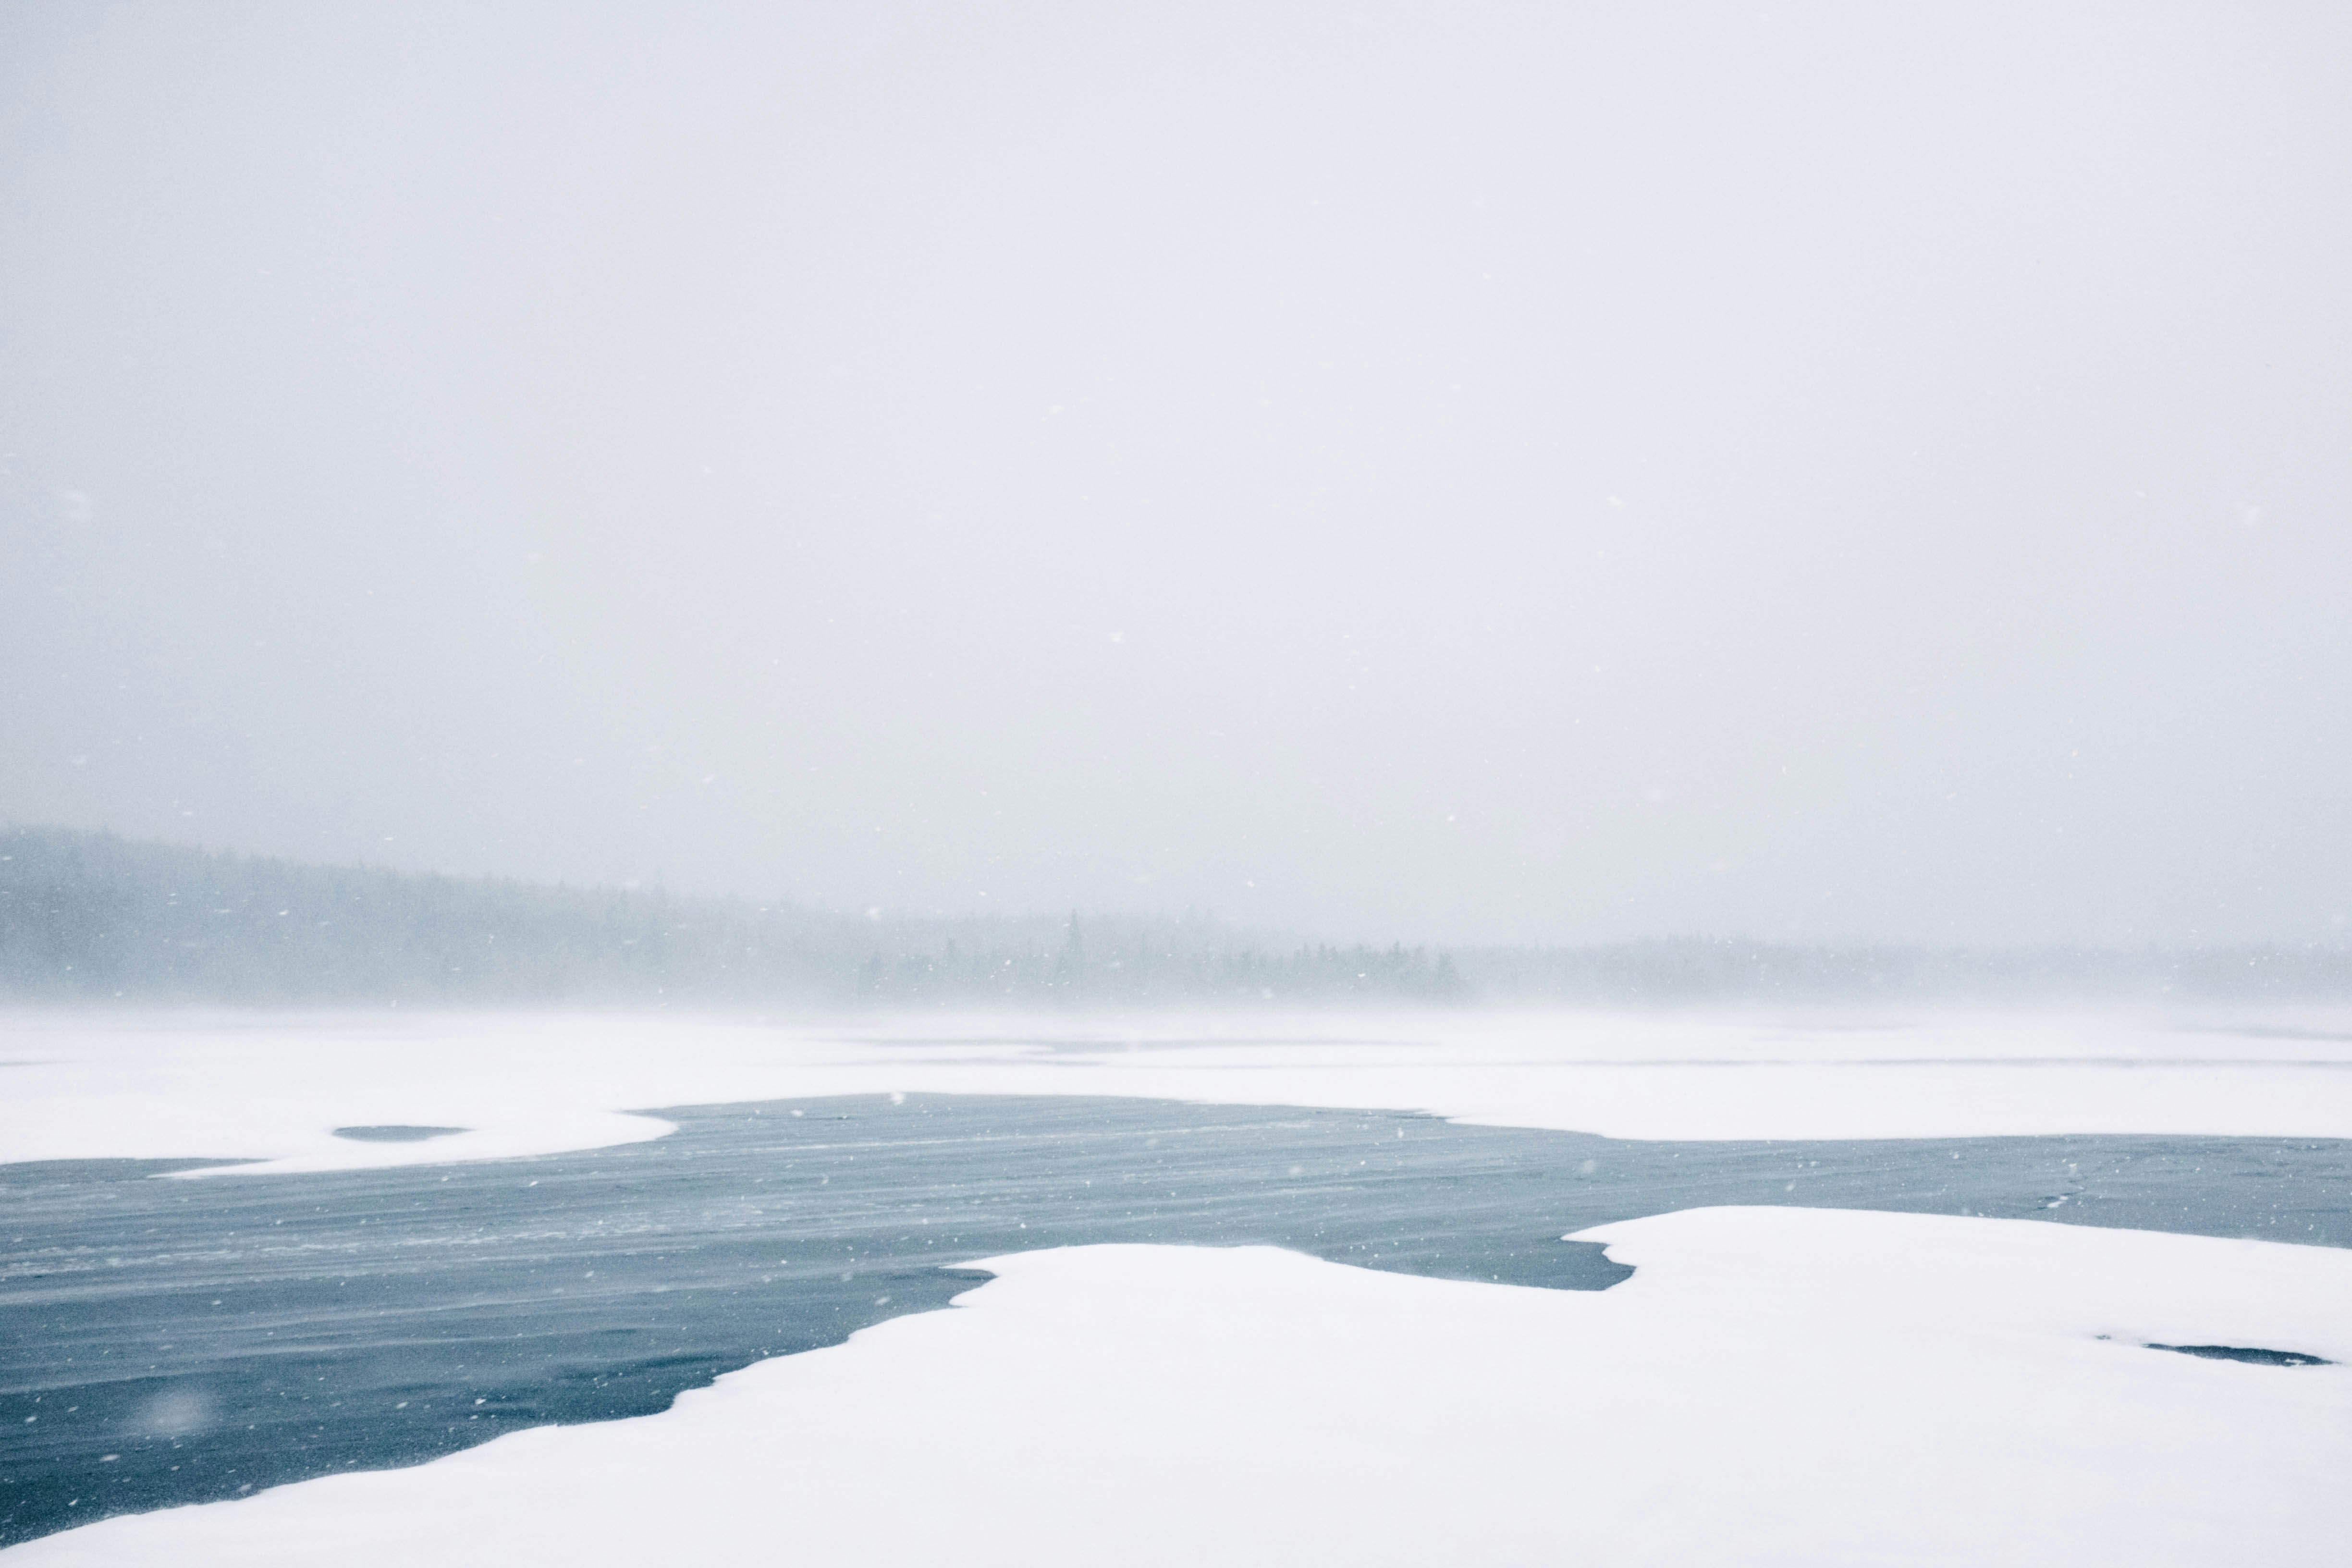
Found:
[0,828,1460,1005]
[4,827,2345,1007]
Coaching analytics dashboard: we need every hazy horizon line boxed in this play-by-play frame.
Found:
[12,821,2347,959]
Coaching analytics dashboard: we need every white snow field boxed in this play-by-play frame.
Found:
[10,1211,2351,1568]
[4,1005,2352,1174]
[6,1007,2352,1563]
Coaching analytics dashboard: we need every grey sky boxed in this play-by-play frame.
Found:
[4,1,2348,944]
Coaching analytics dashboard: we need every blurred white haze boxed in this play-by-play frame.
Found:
[3,0,2348,947]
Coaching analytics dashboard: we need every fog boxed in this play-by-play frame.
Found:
[4,1,2348,946]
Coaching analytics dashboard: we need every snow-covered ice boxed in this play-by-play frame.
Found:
[5,1006,2352,1175]
[10,1210,2348,1566]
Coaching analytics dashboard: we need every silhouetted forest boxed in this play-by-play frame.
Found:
[0,828,1460,1005]
[4,827,2346,1007]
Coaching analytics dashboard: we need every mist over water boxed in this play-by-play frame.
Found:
[5,2,2349,947]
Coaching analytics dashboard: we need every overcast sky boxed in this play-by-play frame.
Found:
[4,1,2348,944]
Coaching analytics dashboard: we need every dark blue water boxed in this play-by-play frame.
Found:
[4,1092,2347,1546]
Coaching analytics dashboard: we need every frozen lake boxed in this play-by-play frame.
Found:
[7,1088,2348,1546]
[6,1010,2352,1563]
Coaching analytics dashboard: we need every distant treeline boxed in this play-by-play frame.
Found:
[0,827,1459,1005]
[1452,939,2352,1005]
[3,827,2347,1007]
